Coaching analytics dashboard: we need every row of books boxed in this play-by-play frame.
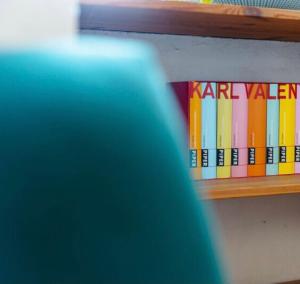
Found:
[169,0,300,9]
[213,0,300,9]
[171,82,300,180]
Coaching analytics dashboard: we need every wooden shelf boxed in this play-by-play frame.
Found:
[199,175,300,200]
[79,1,300,199]
[80,0,300,42]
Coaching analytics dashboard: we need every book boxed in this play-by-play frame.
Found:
[296,84,300,174]
[189,81,202,179]
[217,82,232,178]
[266,84,279,176]
[170,82,189,132]
[201,82,217,179]
[247,83,267,177]
[231,83,248,177]
[279,83,296,175]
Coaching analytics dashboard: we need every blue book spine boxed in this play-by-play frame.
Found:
[201,82,217,179]
[266,84,279,176]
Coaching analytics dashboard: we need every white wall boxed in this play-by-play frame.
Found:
[82,30,300,83]
[0,0,77,47]
[82,30,300,284]
[211,195,300,284]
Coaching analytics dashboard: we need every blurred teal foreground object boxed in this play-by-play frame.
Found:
[0,37,225,284]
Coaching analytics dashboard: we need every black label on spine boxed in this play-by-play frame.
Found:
[231,148,239,166]
[295,146,300,162]
[266,147,274,165]
[279,146,286,163]
[217,149,224,167]
[190,149,197,168]
[248,148,256,165]
[201,149,208,167]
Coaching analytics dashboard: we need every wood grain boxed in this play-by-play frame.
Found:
[199,175,300,200]
[80,0,300,42]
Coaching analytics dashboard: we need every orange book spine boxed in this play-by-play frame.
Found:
[247,83,267,177]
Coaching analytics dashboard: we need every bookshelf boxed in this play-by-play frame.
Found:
[80,0,300,42]
[80,1,300,200]
[199,175,300,200]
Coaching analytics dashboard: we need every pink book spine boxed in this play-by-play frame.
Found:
[231,83,248,177]
[296,84,300,174]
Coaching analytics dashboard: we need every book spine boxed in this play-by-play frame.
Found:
[170,82,189,133]
[217,82,232,178]
[266,84,279,176]
[247,83,267,177]
[279,83,296,175]
[189,81,202,179]
[296,84,300,174]
[231,83,248,178]
[201,82,217,179]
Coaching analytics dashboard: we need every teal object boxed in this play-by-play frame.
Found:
[0,37,225,284]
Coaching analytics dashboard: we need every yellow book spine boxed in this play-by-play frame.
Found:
[189,81,201,179]
[279,84,296,175]
[217,83,232,178]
